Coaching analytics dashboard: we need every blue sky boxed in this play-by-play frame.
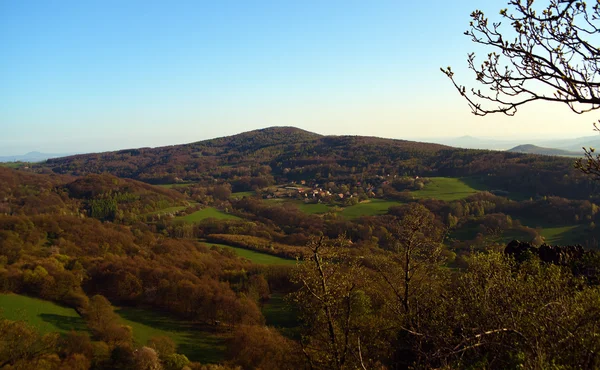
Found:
[1,0,596,155]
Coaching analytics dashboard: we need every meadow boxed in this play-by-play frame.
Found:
[0,293,87,334]
[176,207,241,223]
[411,177,481,201]
[296,202,331,214]
[116,307,228,363]
[262,293,298,328]
[0,293,228,364]
[340,199,403,219]
[146,205,187,216]
[207,243,297,265]
[156,183,194,189]
[230,191,255,199]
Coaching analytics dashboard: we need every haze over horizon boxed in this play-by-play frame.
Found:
[2,0,597,156]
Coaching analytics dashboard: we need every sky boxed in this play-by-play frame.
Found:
[1,0,597,155]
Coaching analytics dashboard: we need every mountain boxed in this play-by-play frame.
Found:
[539,136,600,152]
[507,144,582,157]
[432,135,600,152]
[0,151,76,163]
[30,126,596,200]
[435,136,525,150]
[41,126,451,183]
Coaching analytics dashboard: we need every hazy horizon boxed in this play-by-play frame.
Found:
[1,126,597,157]
[2,0,597,156]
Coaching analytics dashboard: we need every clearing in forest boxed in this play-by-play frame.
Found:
[340,199,403,219]
[208,243,297,265]
[0,293,87,334]
[411,177,480,201]
[116,307,228,364]
[176,207,241,223]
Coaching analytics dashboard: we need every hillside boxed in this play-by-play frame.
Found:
[3,136,600,369]
[508,144,581,157]
[0,167,186,219]
[38,126,596,200]
[42,126,450,182]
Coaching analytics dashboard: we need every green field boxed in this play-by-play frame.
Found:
[208,243,297,265]
[156,183,195,189]
[176,207,241,223]
[116,307,227,363]
[147,206,187,216]
[262,293,298,328]
[296,202,331,214]
[0,162,29,168]
[0,294,87,334]
[340,199,402,219]
[265,197,401,218]
[411,177,481,201]
[231,191,255,199]
[449,220,588,246]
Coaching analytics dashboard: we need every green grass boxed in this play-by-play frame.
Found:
[231,191,255,199]
[0,294,87,334]
[262,293,298,328]
[296,202,331,214]
[208,243,297,265]
[147,206,186,216]
[116,307,227,363]
[340,199,402,219]
[176,207,240,223]
[155,183,194,188]
[0,162,29,168]
[411,177,480,201]
[516,217,589,245]
[262,293,300,338]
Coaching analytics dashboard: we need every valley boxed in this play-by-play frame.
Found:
[1,127,599,369]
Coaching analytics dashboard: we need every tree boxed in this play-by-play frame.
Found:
[441,0,600,174]
[442,0,600,115]
[369,203,448,368]
[375,203,445,315]
[291,236,385,370]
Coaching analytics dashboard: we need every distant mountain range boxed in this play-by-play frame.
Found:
[507,144,582,157]
[433,135,600,155]
[0,151,76,163]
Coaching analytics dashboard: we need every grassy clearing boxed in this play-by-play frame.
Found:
[296,202,331,214]
[411,177,480,201]
[0,294,87,334]
[207,243,297,265]
[262,293,300,338]
[231,191,255,199]
[538,225,587,245]
[116,307,227,364]
[176,207,240,223]
[340,199,402,219]
[0,162,29,168]
[262,293,298,328]
[147,206,187,216]
[516,217,589,245]
[155,183,194,189]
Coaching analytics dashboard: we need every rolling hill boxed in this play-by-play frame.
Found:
[507,144,582,157]
[30,126,596,200]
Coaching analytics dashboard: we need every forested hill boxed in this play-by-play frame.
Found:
[41,126,450,182]
[508,144,581,157]
[39,126,597,199]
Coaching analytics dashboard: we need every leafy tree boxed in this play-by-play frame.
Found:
[292,236,386,370]
[0,319,58,368]
[445,252,600,369]
[442,0,600,175]
[369,204,449,368]
[442,0,599,115]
